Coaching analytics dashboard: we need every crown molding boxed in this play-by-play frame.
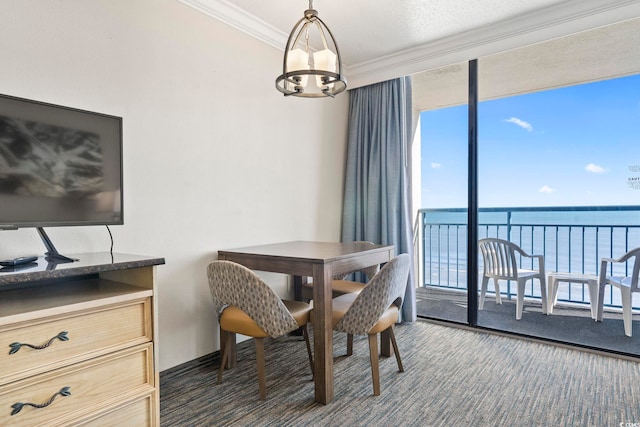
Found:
[179,0,640,88]
[348,0,640,88]
[178,0,287,50]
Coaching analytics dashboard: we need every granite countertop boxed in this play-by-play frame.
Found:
[0,253,165,287]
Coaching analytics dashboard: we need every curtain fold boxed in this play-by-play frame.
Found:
[341,76,416,322]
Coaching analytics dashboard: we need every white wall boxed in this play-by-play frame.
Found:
[0,0,349,371]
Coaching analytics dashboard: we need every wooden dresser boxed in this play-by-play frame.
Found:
[0,253,164,426]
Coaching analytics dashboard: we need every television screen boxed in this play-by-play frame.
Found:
[0,93,123,229]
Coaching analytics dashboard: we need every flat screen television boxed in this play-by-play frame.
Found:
[0,93,123,262]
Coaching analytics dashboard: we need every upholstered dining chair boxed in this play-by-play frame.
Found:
[207,260,314,400]
[331,253,411,396]
[301,241,381,301]
[478,238,547,320]
[596,247,640,337]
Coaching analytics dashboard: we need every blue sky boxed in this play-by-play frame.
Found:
[420,74,640,208]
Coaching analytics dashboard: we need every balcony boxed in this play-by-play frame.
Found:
[415,205,640,355]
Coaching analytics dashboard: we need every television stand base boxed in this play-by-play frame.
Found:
[37,227,79,264]
[45,253,78,264]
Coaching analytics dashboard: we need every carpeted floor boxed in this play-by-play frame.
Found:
[416,286,640,356]
[160,320,640,426]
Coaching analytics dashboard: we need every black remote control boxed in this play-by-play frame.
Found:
[0,256,39,267]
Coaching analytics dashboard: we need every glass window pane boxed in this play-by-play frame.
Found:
[414,62,469,324]
[476,17,640,355]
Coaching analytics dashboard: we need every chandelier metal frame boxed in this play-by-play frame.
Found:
[275,1,347,98]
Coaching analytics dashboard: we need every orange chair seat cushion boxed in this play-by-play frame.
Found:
[303,279,366,296]
[330,279,367,294]
[282,299,312,326]
[330,293,399,334]
[220,300,311,338]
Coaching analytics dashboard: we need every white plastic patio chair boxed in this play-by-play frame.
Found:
[478,238,547,320]
[596,247,640,337]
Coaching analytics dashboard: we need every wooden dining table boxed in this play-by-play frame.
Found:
[217,240,395,404]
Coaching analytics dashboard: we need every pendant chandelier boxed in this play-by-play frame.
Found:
[275,0,347,98]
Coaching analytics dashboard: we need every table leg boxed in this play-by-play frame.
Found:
[312,264,334,404]
[293,275,307,301]
[380,329,392,357]
[547,276,558,315]
[219,327,237,368]
[587,280,598,319]
[288,275,306,337]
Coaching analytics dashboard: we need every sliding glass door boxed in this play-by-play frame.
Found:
[415,17,640,356]
[475,73,640,355]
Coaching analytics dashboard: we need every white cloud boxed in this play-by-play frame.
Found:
[539,185,556,193]
[431,162,442,169]
[505,117,533,132]
[585,163,606,173]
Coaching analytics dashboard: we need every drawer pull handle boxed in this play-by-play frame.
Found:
[9,331,69,355]
[11,386,71,416]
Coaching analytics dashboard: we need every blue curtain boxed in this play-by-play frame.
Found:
[341,76,416,322]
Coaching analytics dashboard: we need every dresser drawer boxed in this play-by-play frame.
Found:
[73,392,156,427]
[0,298,151,385]
[0,343,154,427]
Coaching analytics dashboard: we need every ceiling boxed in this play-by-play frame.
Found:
[195,0,570,66]
[179,0,640,89]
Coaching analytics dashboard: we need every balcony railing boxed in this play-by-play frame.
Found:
[418,205,640,309]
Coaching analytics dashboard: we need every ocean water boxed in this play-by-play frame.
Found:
[421,208,640,307]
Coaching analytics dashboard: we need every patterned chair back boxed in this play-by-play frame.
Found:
[207,260,299,337]
[334,253,411,335]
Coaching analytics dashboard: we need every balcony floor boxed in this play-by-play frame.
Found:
[416,286,640,357]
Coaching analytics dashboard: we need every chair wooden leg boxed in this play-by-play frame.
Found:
[255,338,267,400]
[387,325,404,373]
[302,324,314,376]
[368,334,380,396]
[347,333,354,356]
[217,332,231,384]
